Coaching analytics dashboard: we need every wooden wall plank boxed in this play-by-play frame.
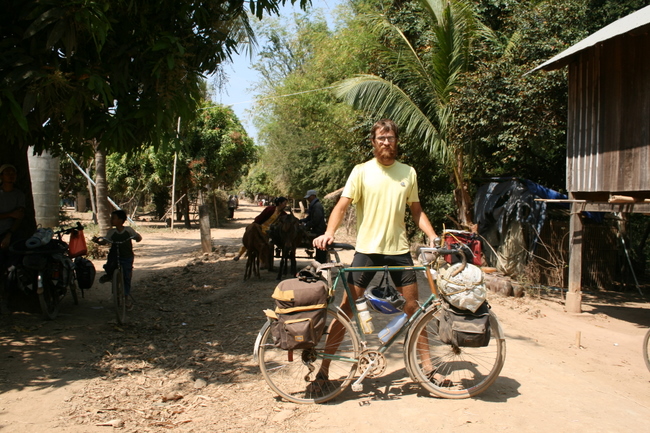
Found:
[567,31,650,194]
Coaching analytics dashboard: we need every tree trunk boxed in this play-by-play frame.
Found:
[94,144,111,235]
[181,187,191,229]
[452,150,473,229]
[86,161,98,224]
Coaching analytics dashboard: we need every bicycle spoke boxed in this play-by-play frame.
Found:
[257,309,360,404]
[406,307,505,398]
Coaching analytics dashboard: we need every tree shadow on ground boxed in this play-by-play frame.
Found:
[0,252,287,396]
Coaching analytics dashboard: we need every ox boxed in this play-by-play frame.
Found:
[242,223,271,280]
[268,213,305,280]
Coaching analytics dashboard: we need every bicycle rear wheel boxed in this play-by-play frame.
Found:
[643,329,650,370]
[257,309,360,404]
[112,269,126,324]
[405,306,506,399]
[38,273,61,320]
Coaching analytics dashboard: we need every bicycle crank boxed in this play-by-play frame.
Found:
[347,349,386,393]
[358,350,387,378]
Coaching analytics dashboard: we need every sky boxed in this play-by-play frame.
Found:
[214,0,344,142]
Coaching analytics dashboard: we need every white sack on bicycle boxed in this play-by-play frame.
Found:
[437,263,487,313]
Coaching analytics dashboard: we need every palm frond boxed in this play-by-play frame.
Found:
[333,74,452,163]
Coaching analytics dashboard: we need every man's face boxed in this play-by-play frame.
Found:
[372,128,397,160]
[1,167,17,184]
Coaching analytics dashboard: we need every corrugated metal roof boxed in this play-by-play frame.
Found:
[528,5,650,74]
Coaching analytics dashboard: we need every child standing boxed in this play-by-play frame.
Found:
[93,210,142,309]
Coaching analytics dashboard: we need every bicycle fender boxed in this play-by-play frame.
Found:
[253,320,272,363]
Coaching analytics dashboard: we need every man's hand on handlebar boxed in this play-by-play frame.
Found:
[313,233,334,250]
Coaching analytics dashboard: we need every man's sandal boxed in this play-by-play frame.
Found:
[306,372,332,394]
[425,369,453,387]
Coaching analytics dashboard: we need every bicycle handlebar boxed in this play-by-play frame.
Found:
[54,222,84,236]
[418,246,467,269]
[93,235,136,245]
[327,243,355,251]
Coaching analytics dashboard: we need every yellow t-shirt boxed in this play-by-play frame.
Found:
[342,158,420,254]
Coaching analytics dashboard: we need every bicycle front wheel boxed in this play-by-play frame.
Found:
[405,306,506,399]
[643,329,650,370]
[113,269,126,324]
[38,274,61,320]
[257,309,360,404]
[69,274,79,305]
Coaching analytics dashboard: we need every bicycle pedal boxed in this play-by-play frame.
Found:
[351,383,363,392]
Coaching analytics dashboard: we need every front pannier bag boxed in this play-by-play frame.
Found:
[265,278,328,350]
[437,301,491,348]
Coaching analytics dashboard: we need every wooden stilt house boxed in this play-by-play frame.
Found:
[529,6,650,312]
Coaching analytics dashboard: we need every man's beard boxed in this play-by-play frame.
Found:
[374,146,397,160]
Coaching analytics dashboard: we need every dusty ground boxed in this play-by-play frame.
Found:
[1,201,650,432]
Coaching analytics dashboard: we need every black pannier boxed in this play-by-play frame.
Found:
[265,278,328,350]
[438,301,491,348]
[74,257,96,290]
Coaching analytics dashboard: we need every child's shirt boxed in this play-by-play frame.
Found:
[106,226,139,259]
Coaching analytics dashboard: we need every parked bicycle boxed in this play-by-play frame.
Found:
[254,241,506,404]
[4,222,88,320]
[93,235,137,324]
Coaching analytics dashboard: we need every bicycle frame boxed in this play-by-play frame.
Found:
[320,262,440,363]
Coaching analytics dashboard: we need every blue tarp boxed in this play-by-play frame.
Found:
[474,178,604,260]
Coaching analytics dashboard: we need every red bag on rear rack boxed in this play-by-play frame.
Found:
[443,230,482,266]
[68,229,88,258]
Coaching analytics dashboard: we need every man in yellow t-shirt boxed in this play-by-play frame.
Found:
[314,119,437,319]
[311,119,437,384]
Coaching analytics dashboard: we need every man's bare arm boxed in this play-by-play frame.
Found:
[410,202,437,245]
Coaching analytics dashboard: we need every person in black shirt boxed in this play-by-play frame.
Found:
[301,189,327,263]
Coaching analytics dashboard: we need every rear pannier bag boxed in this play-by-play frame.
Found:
[265,278,328,350]
[437,301,491,348]
[74,257,96,289]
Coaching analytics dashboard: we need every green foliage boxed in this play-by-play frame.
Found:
[451,0,650,192]
[238,156,281,198]
[583,0,650,33]
[0,0,308,156]
[94,103,254,218]
[248,6,376,199]
[105,147,170,213]
[185,104,257,190]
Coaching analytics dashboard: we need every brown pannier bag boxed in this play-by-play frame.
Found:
[265,278,328,350]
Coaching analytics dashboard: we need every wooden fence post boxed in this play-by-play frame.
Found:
[567,201,583,313]
[199,204,211,253]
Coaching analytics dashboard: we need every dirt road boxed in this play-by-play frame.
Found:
[1,202,649,432]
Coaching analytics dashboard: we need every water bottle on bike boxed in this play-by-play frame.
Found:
[363,268,407,343]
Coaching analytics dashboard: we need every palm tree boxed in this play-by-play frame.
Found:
[333,0,486,227]
[94,144,112,235]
